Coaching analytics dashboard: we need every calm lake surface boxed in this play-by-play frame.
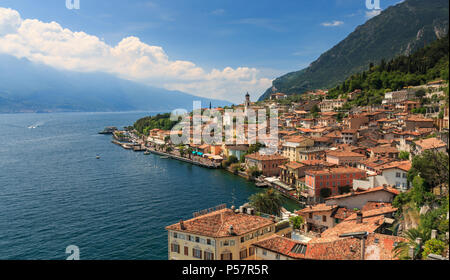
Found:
[0,112,300,260]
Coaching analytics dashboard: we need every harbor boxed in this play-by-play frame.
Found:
[106,127,303,206]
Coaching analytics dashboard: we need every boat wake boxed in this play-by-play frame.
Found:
[28,122,44,129]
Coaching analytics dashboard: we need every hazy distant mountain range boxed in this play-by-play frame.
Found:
[0,55,231,113]
[259,0,449,100]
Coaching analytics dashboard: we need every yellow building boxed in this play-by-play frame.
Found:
[281,136,314,162]
[165,207,290,260]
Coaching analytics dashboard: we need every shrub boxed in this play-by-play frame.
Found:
[422,239,447,259]
[320,188,332,198]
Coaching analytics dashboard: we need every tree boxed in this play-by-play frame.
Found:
[230,163,241,174]
[320,188,332,198]
[422,239,446,259]
[249,189,283,216]
[338,186,351,194]
[289,216,304,230]
[408,151,449,191]
[393,228,428,260]
[399,151,410,160]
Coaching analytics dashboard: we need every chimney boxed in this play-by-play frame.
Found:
[180,220,186,230]
[229,225,235,236]
[431,229,437,239]
[356,211,363,224]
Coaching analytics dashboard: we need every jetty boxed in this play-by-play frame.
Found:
[147,148,221,169]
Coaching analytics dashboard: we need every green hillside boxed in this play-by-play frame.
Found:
[327,34,449,106]
[259,0,449,100]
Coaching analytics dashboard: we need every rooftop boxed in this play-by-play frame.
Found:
[165,208,275,238]
[414,137,447,150]
[326,186,400,200]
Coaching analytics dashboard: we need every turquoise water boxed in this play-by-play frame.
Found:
[0,112,300,260]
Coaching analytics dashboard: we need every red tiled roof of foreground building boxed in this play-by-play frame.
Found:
[165,208,275,238]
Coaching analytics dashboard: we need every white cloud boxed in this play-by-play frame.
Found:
[365,9,382,19]
[321,20,344,27]
[0,7,271,103]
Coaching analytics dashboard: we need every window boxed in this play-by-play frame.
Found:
[249,247,255,256]
[322,215,327,222]
[207,239,212,245]
[276,254,280,260]
[184,246,189,256]
[262,250,267,256]
[170,243,180,254]
[241,237,245,243]
[195,237,200,243]
[240,249,248,259]
[221,252,232,260]
[204,251,214,260]
[396,172,401,178]
[173,232,178,239]
[309,213,312,219]
[402,173,407,178]
[187,235,192,241]
[193,248,202,259]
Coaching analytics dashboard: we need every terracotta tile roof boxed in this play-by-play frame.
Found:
[245,153,288,161]
[300,159,333,166]
[365,234,407,260]
[284,135,310,143]
[296,203,337,215]
[305,167,365,176]
[165,208,275,238]
[325,130,342,138]
[326,186,400,200]
[285,161,305,169]
[414,137,447,150]
[326,150,366,158]
[252,235,308,259]
[306,233,406,260]
[305,236,362,260]
[341,129,358,134]
[362,202,393,212]
[321,215,386,238]
[369,145,399,154]
[378,160,411,172]
[332,207,357,220]
[344,206,397,221]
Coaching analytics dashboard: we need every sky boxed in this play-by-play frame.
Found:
[0,0,403,103]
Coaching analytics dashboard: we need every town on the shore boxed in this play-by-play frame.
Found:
[106,79,449,261]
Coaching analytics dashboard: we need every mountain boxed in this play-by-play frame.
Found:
[0,55,231,113]
[259,0,449,100]
[328,34,449,107]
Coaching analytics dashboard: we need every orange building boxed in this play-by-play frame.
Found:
[304,167,366,198]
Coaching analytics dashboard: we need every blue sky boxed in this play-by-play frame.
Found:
[0,0,403,102]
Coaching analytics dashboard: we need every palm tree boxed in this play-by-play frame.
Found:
[249,189,283,216]
[393,228,428,260]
